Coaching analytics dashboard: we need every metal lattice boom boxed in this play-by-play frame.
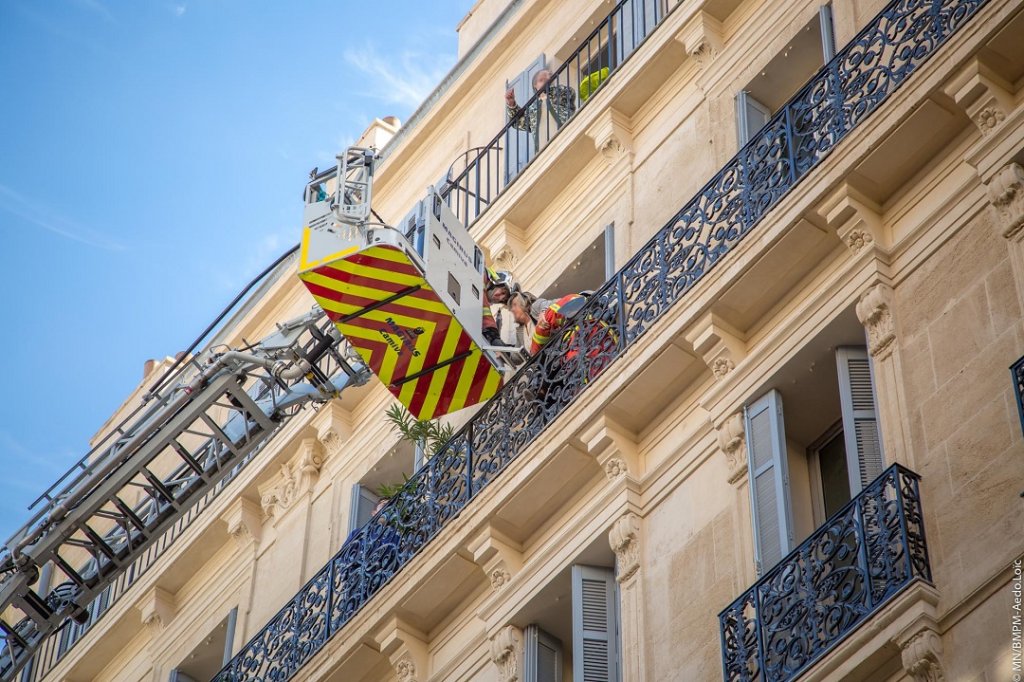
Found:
[0,308,369,681]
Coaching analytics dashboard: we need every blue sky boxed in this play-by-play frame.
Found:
[0,0,476,542]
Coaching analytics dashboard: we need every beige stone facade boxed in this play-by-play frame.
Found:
[17,0,1024,680]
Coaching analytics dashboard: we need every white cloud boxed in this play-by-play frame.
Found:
[0,184,127,252]
[342,42,454,110]
[174,4,186,17]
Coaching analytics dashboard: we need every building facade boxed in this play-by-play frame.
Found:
[12,0,1024,680]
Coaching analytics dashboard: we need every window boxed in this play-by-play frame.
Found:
[524,625,564,682]
[514,558,621,682]
[736,91,772,148]
[169,609,237,681]
[541,225,615,301]
[745,345,884,574]
[505,54,548,182]
[614,0,665,64]
[744,389,794,574]
[348,483,380,535]
[735,4,837,146]
[571,565,620,682]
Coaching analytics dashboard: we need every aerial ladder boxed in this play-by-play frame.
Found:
[0,147,512,681]
[298,147,510,420]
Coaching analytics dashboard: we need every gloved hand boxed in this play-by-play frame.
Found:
[482,327,508,347]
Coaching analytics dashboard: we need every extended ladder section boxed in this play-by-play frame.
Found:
[0,310,370,681]
[0,147,510,682]
[298,148,506,420]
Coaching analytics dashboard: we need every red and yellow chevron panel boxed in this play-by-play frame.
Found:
[298,244,503,420]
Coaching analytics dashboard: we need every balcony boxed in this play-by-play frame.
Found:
[718,465,932,682]
[215,0,988,679]
[441,0,671,227]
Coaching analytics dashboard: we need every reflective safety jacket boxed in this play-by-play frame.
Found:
[529,294,584,355]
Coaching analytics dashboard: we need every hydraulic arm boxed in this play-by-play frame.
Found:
[0,308,369,681]
[1,146,513,681]
[299,147,509,420]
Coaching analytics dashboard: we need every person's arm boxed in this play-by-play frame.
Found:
[530,309,564,355]
[505,87,534,132]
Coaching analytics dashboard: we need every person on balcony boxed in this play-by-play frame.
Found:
[512,292,591,356]
[512,289,615,374]
[505,68,577,151]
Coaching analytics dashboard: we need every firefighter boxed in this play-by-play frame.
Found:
[511,289,615,371]
[509,292,590,356]
[481,269,517,347]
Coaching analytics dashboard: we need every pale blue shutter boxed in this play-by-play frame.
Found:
[348,483,379,534]
[819,3,836,61]
[504,55,546,182]
[616,0,662,61]
[169,671,200,682]
[736,90,771,146]
[836,347,885,493]
[524,625,563,682]
[745,390,793,575]
[572,565,620,682]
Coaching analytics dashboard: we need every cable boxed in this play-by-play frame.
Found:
[146,202,386,399]
[146,243,301,397]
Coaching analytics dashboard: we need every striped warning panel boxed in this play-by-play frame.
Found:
[298,244,503,420]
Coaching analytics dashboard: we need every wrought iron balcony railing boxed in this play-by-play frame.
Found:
[718,465,932,682]
[216,0,986,679]
[1012,355,1024,437]
[442,0,670,226]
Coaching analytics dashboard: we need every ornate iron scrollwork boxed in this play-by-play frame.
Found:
[216,0,982,677]
[719,465,932,682]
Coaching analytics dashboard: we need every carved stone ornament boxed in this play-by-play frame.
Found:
[319,428,345,458]
[974,106,1005,132]
[715,412,747,484]
[900,629,945,682]
[711,356,735,379]
[599,136,625,160]
[395,657,417,682]
[222,497,262,548]
[138,586,175,632]
[604,457,627,479]
[489,625,523,682]
[986,162,1024,239]
[844,228,875,254]
[493,245,519,271]
[490,567,512,590]
[855,283,896,360]
[586,107,632,163]
[608,513,641,583]
[260,439,324,521]
[688,40,718,68]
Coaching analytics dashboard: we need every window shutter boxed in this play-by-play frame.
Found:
[504,54,546,182]
[819,3,836,61]
[735,91,771,146]
[572,565,620,682]
[524,625,563,682]
[348,483,379,534]
[836,347,885,493]
[616,0,662,60]
[604,223,616,280]
[223,607,238,665]
[169,671,200,682]
[745,389,793,575]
